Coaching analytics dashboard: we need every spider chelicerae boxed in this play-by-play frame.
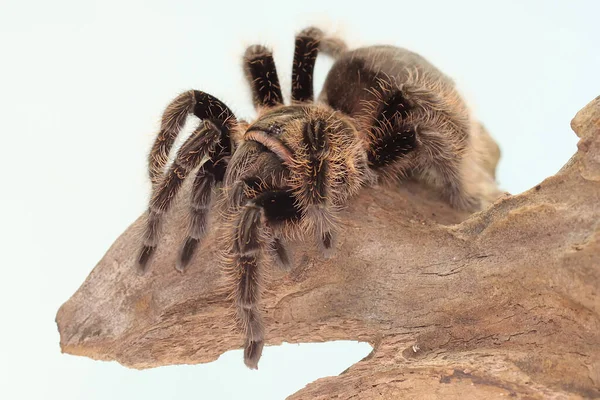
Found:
[136,26,499,368]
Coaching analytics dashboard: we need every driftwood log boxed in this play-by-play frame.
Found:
[57,97,600,399]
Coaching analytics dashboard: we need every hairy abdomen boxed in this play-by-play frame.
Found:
[321,46,455,117]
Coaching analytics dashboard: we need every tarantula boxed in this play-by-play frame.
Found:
[136,27,499,369]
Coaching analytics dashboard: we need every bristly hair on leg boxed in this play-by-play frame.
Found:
[148,90,236,186]
[291,26,350,104]
[243,45,284,109]
[231,200,270,369]
[138,120,223,273]
[365,88,417,169]
[221,184,302,369]
[291,27,324,103]
[142,88,238,272]
[176,149,230,272]
[176,158,215,271]
[290,117,339,254]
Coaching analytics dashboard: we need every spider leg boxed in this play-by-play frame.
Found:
[291,27,323,103]
[367,87,479,210]
[417,143,481,211]
[290,27,348,103]
[292,118,338,255]
[175,155,228,271]
[138,120,222,272]
[227,174,295,270]
[270,236,294,271]
[442,167,481,211]
[232,189,300,369]
[243,45,283,109]
[366,90,417,169]
[148,90,236,185]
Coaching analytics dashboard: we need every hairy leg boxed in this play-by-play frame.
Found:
[417,146,481,211]
[231,189,299,369]
[366,89,417,169]
[291,27,324,103]
[148,90,236,185]
[138,120,222,272]
[176,155,228,271]
[291,118,338,254]
[227,174,296,270]
[243,45,283,109]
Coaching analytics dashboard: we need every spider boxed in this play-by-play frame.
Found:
[136,27,499,369]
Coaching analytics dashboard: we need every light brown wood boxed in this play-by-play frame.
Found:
[56,96,600,399]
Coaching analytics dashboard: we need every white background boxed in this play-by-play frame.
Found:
[1,1,598,399]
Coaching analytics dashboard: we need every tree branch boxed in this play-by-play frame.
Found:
[56,96,600,399]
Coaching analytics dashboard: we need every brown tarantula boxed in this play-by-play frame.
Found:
[137,27,499,369]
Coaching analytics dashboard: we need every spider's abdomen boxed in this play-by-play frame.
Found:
[320,45,464,122]
[320,45,501,210]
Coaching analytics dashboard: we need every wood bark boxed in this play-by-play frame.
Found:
[56,97,600,399]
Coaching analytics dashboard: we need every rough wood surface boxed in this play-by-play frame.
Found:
[57,97,600,399]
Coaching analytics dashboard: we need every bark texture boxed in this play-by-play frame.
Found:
[57,97,600,399]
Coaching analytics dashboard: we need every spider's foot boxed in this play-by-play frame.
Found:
[272,238,293,271]
[319,231,336,259]
[244,339,264,370]
[298,26,324,41]
[136,245,155,274]
[244,44,272,62]
[176,237,200,273]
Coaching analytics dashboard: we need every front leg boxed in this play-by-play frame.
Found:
[148,90,236,186]
[291,118,339,255]
[139,120,223,271]
[176,155,228,272]
[291,27,323,103]
[228,176,296,270]
[243,45,284,109]
[229,189,301,369]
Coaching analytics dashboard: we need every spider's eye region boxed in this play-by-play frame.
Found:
[268,124,282,136]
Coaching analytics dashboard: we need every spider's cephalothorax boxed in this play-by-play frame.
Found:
[136,27,500,368]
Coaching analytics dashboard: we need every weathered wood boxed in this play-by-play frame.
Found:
[56,96,600,399]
